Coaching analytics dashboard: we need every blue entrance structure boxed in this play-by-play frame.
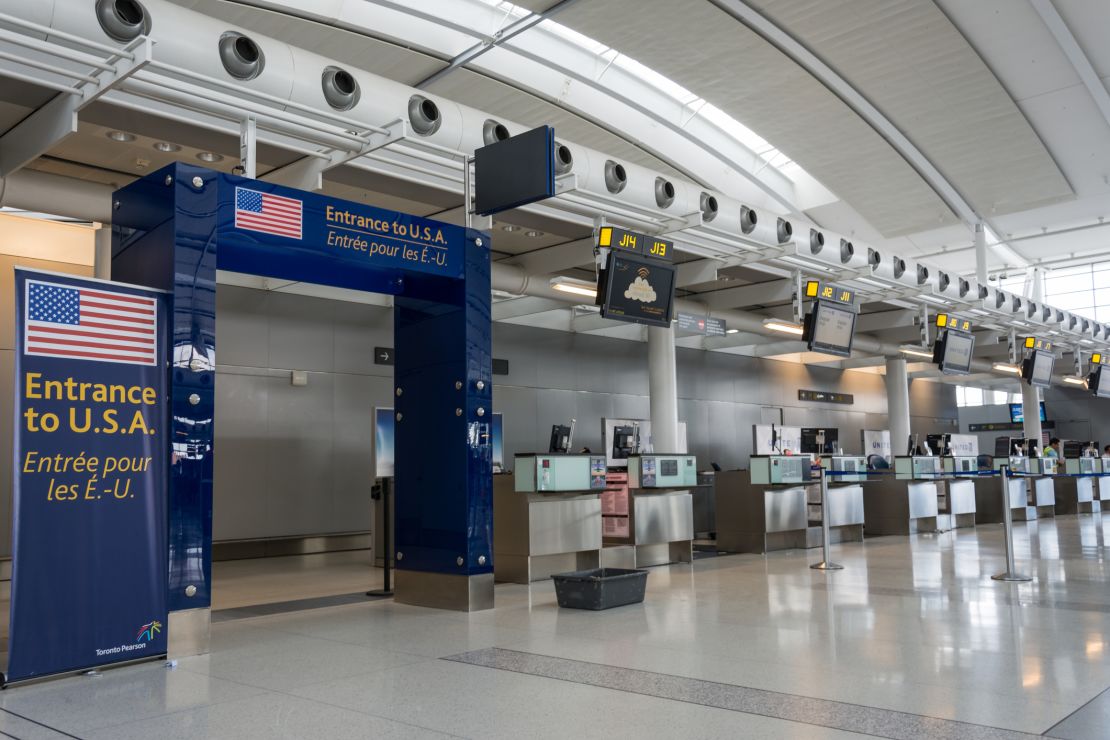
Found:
[110,162,493,651]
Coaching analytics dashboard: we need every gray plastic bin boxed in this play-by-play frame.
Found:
[552,568,647,610]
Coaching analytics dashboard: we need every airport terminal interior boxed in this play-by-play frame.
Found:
[4,0,1110,738]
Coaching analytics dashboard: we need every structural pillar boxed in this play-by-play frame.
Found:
[648,325,679,452]
[885,356,911,456]
[1021,381,1043,446]
[974,222,987,286]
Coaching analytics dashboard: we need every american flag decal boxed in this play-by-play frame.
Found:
[25,280,157,367]
[234,186,302,239]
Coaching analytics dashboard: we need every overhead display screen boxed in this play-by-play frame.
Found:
[1023,349,1055,388]
[935,329,974,375]
[600,251,676,328]
[806,300,856,357]
[1009,401,1046,423]
[1091,366,1110,399]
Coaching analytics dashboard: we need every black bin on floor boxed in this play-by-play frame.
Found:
[552,568,647,610]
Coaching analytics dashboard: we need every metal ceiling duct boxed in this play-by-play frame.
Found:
[95,0,149,42]
[839,239,854,265]
[739,206,757,234]
[699,192,719,222]
[553,142,574,176]
[808,228,824,255]
[320,66,360,111]
[602,159,627,194]
[654,177,675,209]
[218,32,264,81]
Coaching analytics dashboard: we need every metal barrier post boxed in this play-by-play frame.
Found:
[368,477,395,597]
[811,466,843,571]
[992,466,1032,582]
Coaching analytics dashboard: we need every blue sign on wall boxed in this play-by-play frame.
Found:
[7,269,168,683]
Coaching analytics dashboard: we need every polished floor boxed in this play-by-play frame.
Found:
[5,516,1110,738]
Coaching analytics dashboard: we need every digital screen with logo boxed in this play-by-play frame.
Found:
[1009,401,1046,423]
[805,300,856,357]
[600,251,676,328]
[934,329,974,375]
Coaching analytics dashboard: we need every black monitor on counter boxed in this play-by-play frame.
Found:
[932,329,974,375]
[801,427,839,454]
[1022,349,1055,388]
[802,299,856,357]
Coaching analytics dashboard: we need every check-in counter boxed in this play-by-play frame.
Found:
[808,456,865,547]
[609,454,696,568]
[979,457,1054,521]
[1056,458,1102,515]
[716,456,813,553]
[938,457,978,530]
[863,456,941,535]
[493,454,607,583]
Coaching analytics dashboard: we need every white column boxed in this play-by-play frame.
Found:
[974,222,988,286]
[1021,381,1043,446]
[94,225,111,280]
[648,325,679,453]
[885,356,911,456]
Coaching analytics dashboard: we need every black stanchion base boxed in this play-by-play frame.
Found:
[366,589,394,597]
[810,561,844,571]
[990,573,1033,582]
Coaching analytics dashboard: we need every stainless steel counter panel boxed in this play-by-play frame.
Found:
[947,480,977,516]
[1033,477,1056,508]
[863,478,939,536]
[493,476,602,583]
[1097,476,1110,500]
[764,487,808,532]
[714,471,810,553]
[826,484,865,527]
[1055,476,1099,515]
[632,491,694,544]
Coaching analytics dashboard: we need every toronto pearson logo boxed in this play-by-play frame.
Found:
[137,620,162,642]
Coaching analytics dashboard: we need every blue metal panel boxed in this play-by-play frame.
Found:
[111,163,493,610]
[394,231,493,575]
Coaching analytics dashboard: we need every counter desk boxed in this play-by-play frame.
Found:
[863,457,941,535]
[1055,458,1102,515]
[601,455,695,569]
[977,458,1056,522]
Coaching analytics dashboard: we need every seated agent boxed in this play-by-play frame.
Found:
[1103,444,1110,460]
[1043,437,1062,458]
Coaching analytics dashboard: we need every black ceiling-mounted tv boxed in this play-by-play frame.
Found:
[1090,365,1110,399]
[1021,350,1055,388]
[932,328,974,375]
[802,299,856,357]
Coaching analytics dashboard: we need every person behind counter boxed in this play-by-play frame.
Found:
[1043,437,1061,458]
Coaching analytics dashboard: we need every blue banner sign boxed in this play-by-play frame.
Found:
[217,178,465,283]
[7,269,168,683]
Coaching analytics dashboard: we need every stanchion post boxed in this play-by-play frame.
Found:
[992,466,1032,582]
[368,477,395,597]
[811,466,843,571]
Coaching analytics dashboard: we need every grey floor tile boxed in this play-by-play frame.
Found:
[1045,685,1110,739]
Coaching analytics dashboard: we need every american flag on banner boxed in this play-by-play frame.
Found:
[25,280,158,366]
[234,186,302,239]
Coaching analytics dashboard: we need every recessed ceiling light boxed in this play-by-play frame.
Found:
[525,230,543,238]
[501,225,519,232]
[106,131,135,142]
[153,142,181,152]
[196,151,224,163]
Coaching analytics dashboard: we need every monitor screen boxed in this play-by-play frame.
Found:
[1091,366,1110,399]
[801,427,839,454]
[1023,349,1055,387]
[600,251,676,328]
[806,300,856,357]
[1009,402,1046,423]
[937,330,974,375]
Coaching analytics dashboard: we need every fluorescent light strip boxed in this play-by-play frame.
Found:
[1063,376,1087,386]
[763,319,804,336]
[550,280,597,299]
[900,346,933,359]
[993,363,1021,374]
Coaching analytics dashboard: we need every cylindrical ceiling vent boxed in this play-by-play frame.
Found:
[840,239,854,264]
[654,177,675,208]
[553,142,573,175]
[699,192,718,222]
[740,206,757,234]
[408,95,442,136]
[321,66,359,111]
[809,228,824,254]
[482,119,510,146]
[776,218,792,244]
[604,160,627,194]
[219,31,265,81]
[96,0,149,42]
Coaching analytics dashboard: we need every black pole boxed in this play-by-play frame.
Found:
[368,477,394,597]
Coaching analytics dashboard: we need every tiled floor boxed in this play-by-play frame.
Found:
[6,516,1110,738]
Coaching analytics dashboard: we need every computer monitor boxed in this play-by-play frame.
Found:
[611,425,638,460]
[932,329,974,375]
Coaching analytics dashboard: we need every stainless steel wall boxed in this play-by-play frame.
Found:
[200,287,960,544]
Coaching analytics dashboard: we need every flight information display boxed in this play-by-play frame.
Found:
[806,300,856,357]
[1024,349,1055,388]
[1091,366,1110,399]
[599,251,676,328]
[935,329,974,375]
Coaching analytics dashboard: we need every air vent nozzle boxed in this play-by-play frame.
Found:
[219,32,264,81]
[321,67,359,111]
[604,160,627,194]
[96,0,149,43]
[408,95,442,136]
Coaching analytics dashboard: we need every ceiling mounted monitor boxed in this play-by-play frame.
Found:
[1021,349,1055,388]
[802,299,857,358]
[932,328,974,375]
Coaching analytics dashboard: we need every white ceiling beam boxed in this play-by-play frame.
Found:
[1030,0,1110,134]
[707,0,1028,268]
[0,37,151,176]
[491,296,568,320]
[855,309,916,333]
[676,258,724,288]
[505,238,594,275]
[572,312,624,333]
[701,279,793,310]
